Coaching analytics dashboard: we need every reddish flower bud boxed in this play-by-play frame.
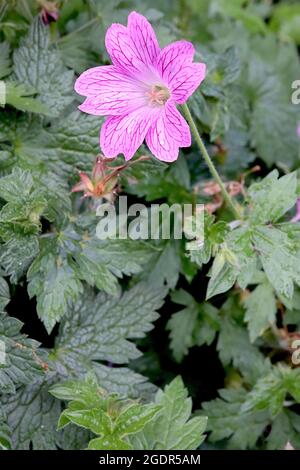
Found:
[40,1,59,25]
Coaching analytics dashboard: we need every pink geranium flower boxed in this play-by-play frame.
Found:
[74,11,206,162]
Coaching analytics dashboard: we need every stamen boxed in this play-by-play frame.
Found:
[147,84,170,106]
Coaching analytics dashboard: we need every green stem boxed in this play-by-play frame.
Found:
[181,102,241,219]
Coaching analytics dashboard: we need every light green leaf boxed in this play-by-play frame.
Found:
[0,168,49,242]
[206,253,238,299]
[253,225,300,299]
[248,170,297,224]
[131,376,207,450]
[244,281,277,342]
[5,81,51,114]
[206,226,257,299]
[0,234,39,283]
[60,408,112,435]
[267,410,300,450]
[0,167,34,203]
[51,374,160,451]
[190,215,229,269]
[115,403,161,436]
[213,0,268,34]
[88,436,132,450]
[270,4,300,44]
[13,17,74,116]
[201,388,268,450]
[241,366,300,417]
[74,238,157,296]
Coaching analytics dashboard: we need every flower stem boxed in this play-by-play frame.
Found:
[181,102,241,219]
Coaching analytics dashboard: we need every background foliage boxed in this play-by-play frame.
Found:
[0,0,300,450]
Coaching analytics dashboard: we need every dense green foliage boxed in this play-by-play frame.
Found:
[0,0,300,450]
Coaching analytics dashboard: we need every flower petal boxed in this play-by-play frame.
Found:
[158,42,206,104]
[74,65,148,116]
[105,13,160,77]
[100,107,160,161]
[157,40,195,80]
[127,11,160,68]
[145,101,191,162]
[170,62,206,104]
[78,173,94,192]
[71,181,87,193]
